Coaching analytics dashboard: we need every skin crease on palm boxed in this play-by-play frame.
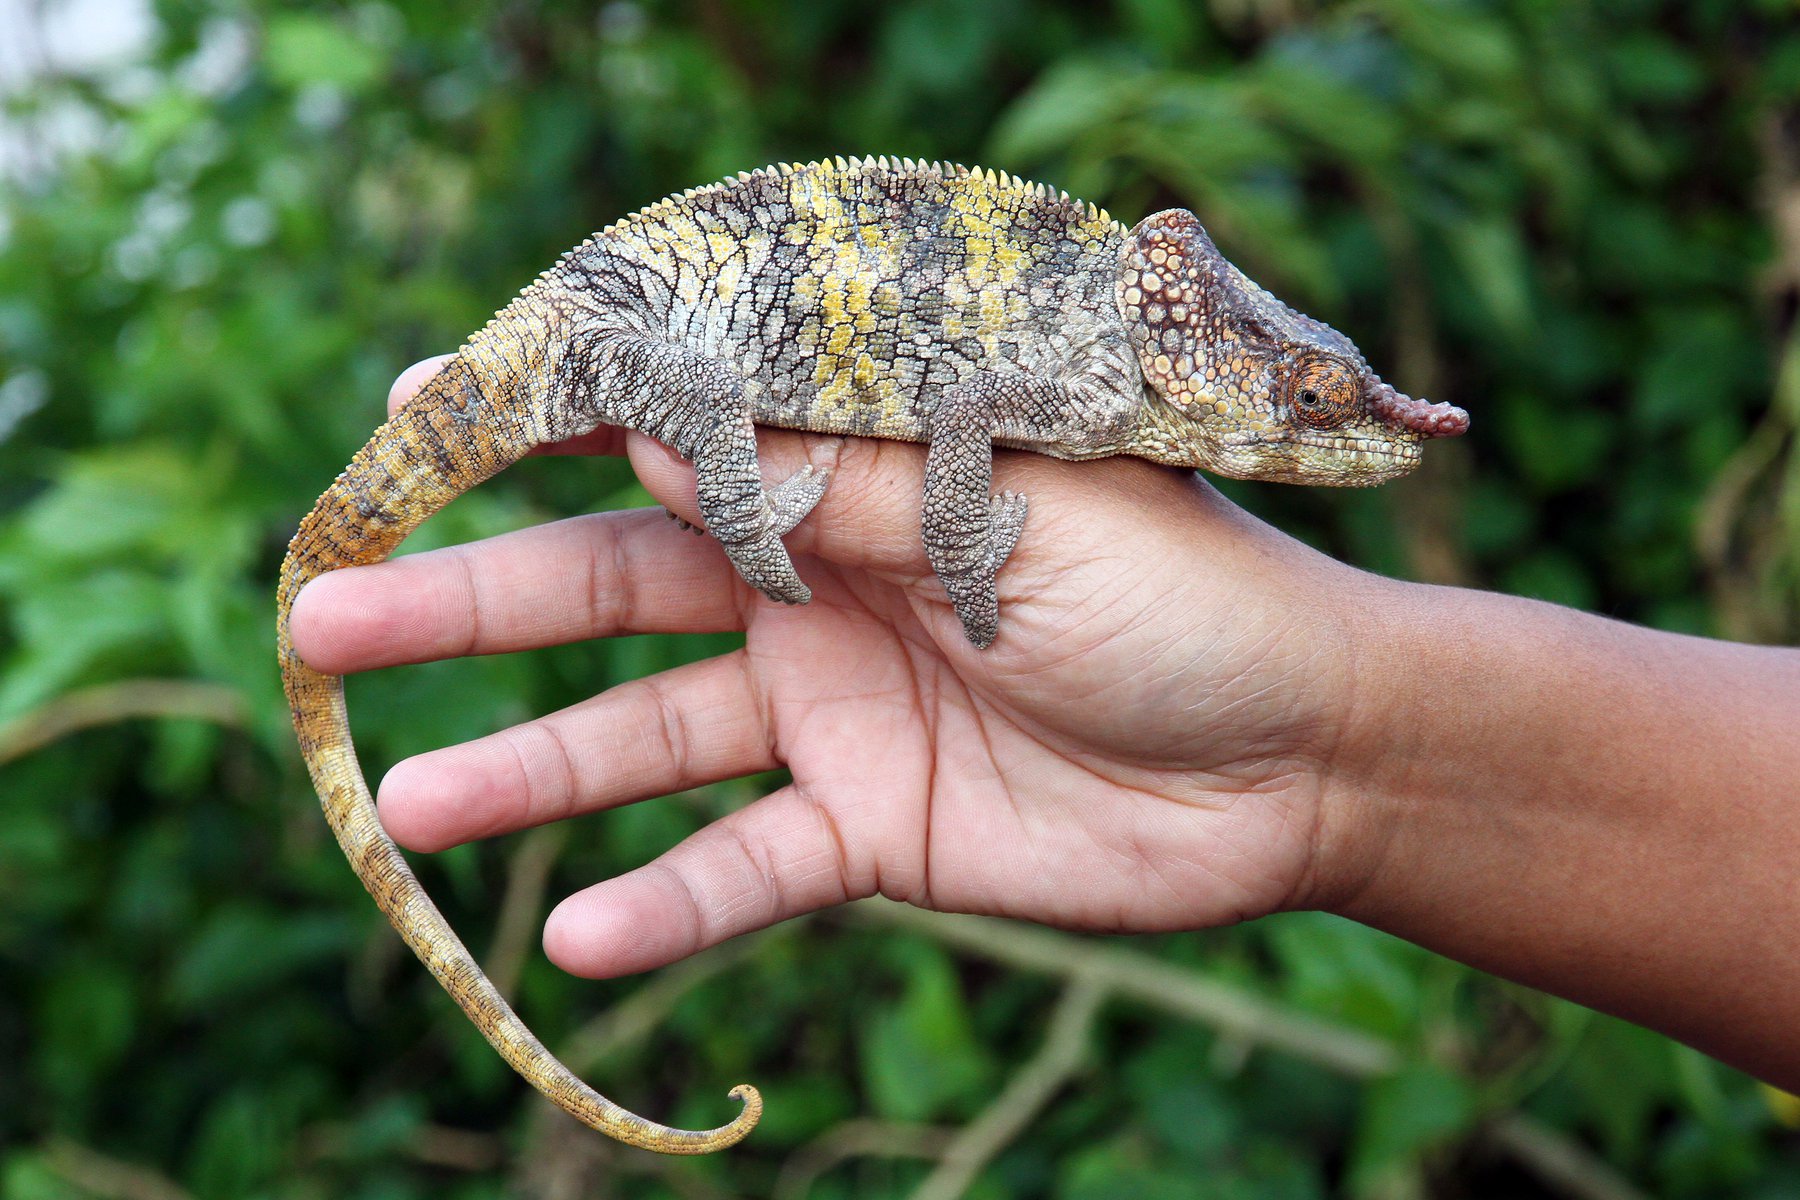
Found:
[292,355,1800,1091]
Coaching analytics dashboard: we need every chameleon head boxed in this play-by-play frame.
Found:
[1118,209,1468,485]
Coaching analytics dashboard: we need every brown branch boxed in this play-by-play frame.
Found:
[910,977,1108,1200]
[1486,1115,1651,1200]
[855,902,1398,1078]
[858,903,1646,1200]
[773,1120,956,1200]
[0,679,246,764]
[298,1121,505,1172]
[42,1138,195,1200]
[484,824,572,997]
[556,932,773,1075]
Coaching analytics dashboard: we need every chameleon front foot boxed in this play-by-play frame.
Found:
[664,464,830,539]
[990,489,1029,567]
[768,463,832,535]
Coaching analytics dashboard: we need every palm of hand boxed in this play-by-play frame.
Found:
[292,370,1350,978]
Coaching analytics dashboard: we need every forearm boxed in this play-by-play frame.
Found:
[1317,578,1800,1086]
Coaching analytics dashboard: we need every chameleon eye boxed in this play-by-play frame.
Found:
[1288,358,1358,428]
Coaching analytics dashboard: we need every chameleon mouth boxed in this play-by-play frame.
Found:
[1221,430,1420,465]
[1288,431,1420,465]
[1209,429,1422,485]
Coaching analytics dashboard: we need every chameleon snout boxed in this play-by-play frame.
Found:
[1366,378,1470,439]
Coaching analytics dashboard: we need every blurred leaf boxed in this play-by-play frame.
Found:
[0,572,173,721]
[2,1,1797,1194]
[0,1155,86,1200]
[1440,217,1535,342]
[36,958,135,1105]
[1347,1063,1477,1198]
[1608,34,1708,105]
[988,59,1155,165]
[187,1085,293,1200]
[1495,390,1613,492]
[1500,549,1599,610]
[1264,914,1423,1039]
[264,14,389,93]
[167,903,349,1009]
[1057,1138,1211,1200]
[1635,305,1763,432]
[860,941,994,1121]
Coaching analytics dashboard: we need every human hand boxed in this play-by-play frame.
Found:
[289,357,1383,979]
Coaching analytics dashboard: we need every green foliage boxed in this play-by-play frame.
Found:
[2,1,1797,1197]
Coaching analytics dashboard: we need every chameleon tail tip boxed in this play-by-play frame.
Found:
[724,1083,764,1136]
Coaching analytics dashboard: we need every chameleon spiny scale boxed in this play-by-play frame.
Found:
[276,157,1467,1154]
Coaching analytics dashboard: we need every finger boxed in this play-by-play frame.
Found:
[628,429,939,578]
[543,782,862,977]
[388,355,627,456]
[290,508,746,675]
[627,425,1215,580]
[387,355,456,416]
[378,650,777,853]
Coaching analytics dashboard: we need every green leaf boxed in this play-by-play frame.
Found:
[1347,1063,1477,1198]
[0,1154,87,1200]
[1495,389,1613,493]
[1500,549,1599,610]
[35,958,136,1105]
[1264,913,1424,1039]
[988,59,1145,164]
[166,903,349,1009]
[1057,1139,1201,1200]
[0,571,173,721]
[1441,217,1535,342]
[13,443,227,565]
[860,942,994,1121]
[264,14,389,93]
[186,1085,295,1200]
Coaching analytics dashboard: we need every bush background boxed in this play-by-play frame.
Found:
[3,1,1798,1197]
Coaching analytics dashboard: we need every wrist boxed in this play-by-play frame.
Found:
[1282,571,1447,915]
[1291,576,1622,917]
[1300,579,1606,920]
[1295,578,1800,1085]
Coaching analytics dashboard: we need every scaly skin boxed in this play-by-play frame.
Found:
[276,156,1468,1154]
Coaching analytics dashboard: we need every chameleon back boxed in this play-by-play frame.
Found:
[567,158,1137,441]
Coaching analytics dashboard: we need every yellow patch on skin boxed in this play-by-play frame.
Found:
[852,352,877,390]
[615,159,1125,423]
[675,261,703,307]
[826,322,854,356]
[780,164,932,410]
[714,253,744,302]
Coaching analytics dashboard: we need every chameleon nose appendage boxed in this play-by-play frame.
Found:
[1367,379,1470,438]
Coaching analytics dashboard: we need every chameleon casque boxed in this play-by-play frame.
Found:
[275,156,1468,1154]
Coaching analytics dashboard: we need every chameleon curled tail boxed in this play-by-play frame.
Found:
[275,352,761,1155]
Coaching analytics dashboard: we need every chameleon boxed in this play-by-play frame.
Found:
[275,155,1469,1155]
